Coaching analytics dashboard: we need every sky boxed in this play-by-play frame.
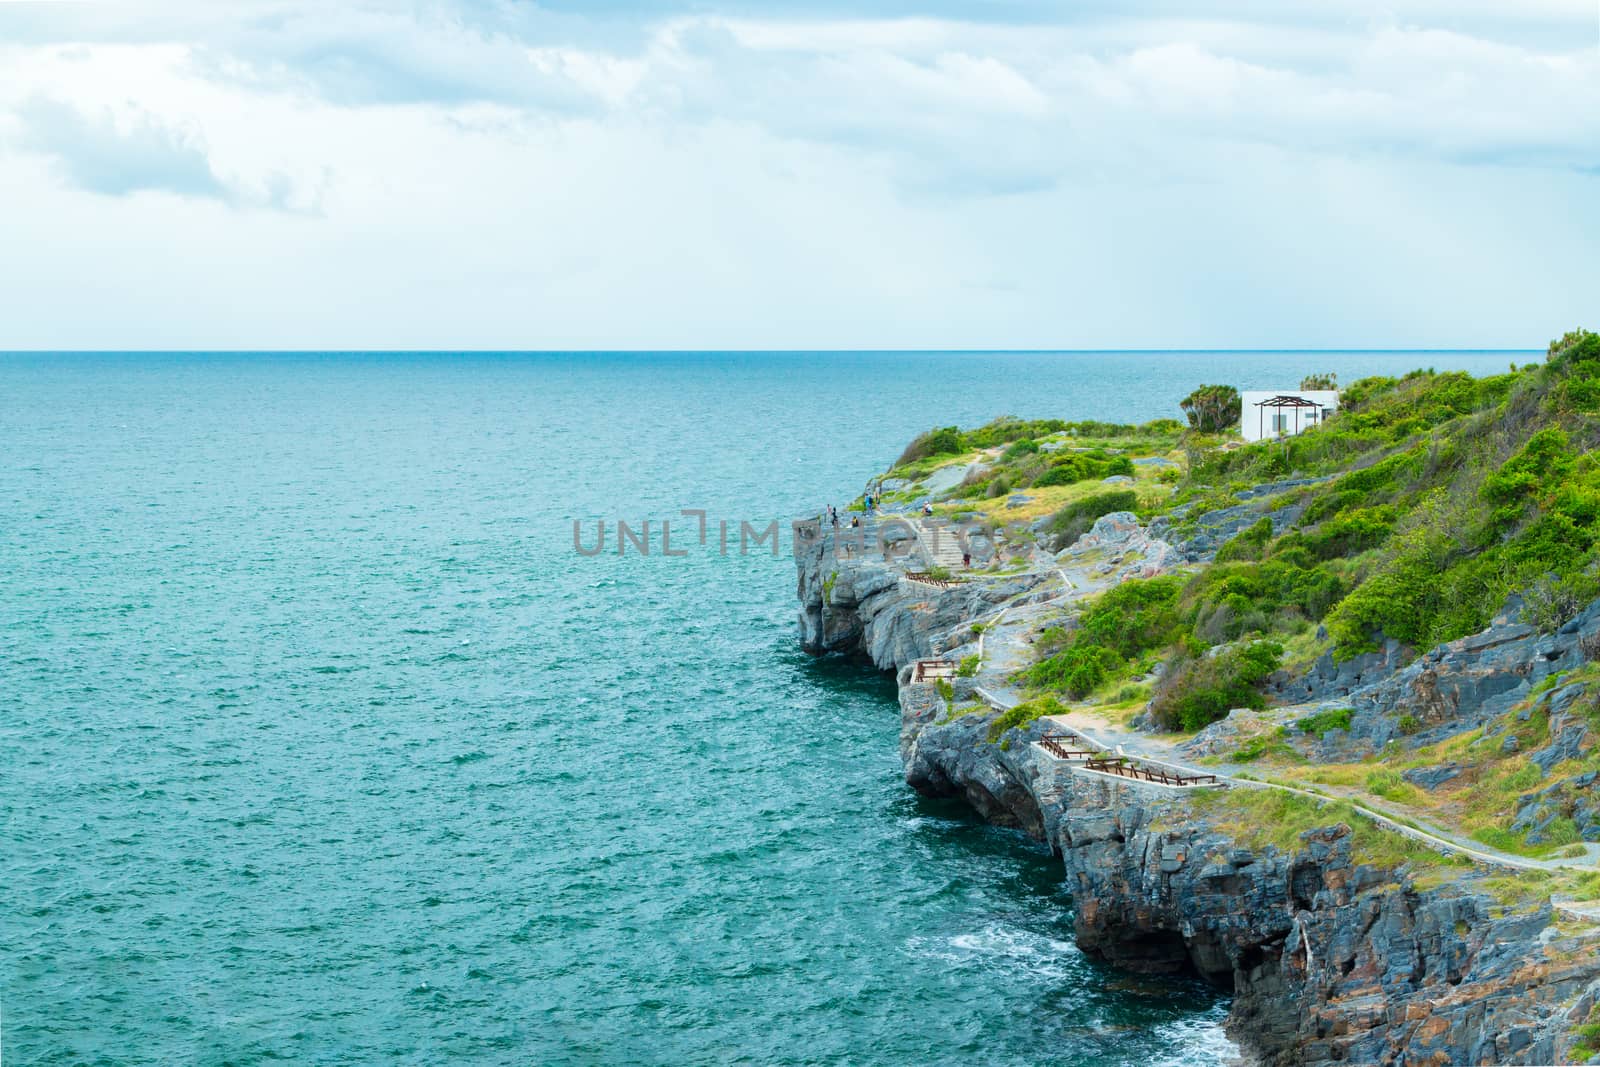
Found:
[0,0,1596,350]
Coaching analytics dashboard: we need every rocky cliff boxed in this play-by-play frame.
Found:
[800,511,1600,1066]
[795,516,1048,667]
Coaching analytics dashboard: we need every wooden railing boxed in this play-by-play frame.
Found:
[913,659,956,683]
[903,572,960,589]
[1039,734,1098,760]
[1081,758,1218,787]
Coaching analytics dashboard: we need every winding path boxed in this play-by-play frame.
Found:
[971,686,1600,885]
[938,526,1600,912]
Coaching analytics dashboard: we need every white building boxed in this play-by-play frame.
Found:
[1240,390,1340,443]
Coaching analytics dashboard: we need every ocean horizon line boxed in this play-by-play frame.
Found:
[0,347,1543,356]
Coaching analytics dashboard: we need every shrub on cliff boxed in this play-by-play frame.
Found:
[1032,451,1132,488]
[1024,577,1184,698]
[1027,644,1123,698]
[1214,517,1272,562]
[1148,641,1283,732]
[1179,384,1241,433]
[1166,337,1600,659]
[1044,489,1137,545]
[985,695,1067,743]
[896,426,966,467]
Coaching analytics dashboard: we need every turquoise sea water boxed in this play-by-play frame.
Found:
[1,351,1521,1065]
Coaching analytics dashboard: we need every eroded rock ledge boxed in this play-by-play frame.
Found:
[802,521,1600,1067]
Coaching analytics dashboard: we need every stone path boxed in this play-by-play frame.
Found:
[941,519,1600,890]
[912,518,968,571]
[1035,704,1600,876]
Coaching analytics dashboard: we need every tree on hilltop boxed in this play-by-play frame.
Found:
[1180,384,1241,433]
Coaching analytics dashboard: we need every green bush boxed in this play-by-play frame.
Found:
[1026,644,1123,698]
[1365,768,1415,802]
[1149,641,1283,732]
[1547,328,1600,363]
[956,654,980,677]
[986,695,1067,743]
[1301,506,1396,560]
[1044,489,1138,544]
[1032,450,1134,488]
[895,426,967,466]
[1024,577,1185,698]
[1076,576,1186,658]
[1181,559,1344,644]
[1215,517,1273,563]
[1296,708,1354,737]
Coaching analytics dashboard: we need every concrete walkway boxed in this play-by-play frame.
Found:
[941,522,1600,918]
[1036,703,1599,875]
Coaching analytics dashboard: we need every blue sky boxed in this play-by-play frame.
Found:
[0,0,1595,349]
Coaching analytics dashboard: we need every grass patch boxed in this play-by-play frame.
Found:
[1229,729,1304,764]
[1296,708,1355,738]
[986,696,1067,743]
[1189,788,1450,871]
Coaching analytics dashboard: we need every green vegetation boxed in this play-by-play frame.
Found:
[1180,384,1242,433]
[1016,327,1600,749]
[1188,787,1447,871]
[895,426,966,467]
[1173,336,1600,662]
[1296,708,1354,738]
[1364,768,1416,803]
[1230,728,1302,763]
[1569,1003,1600,1063]
[986,695,1067,743]
[888,414,1184,496]
[1024,577,1184,698]
[1149,641,1283,732]
[1043,490,1139,545]
[1029,450,1134,489]
[956,654,980,677]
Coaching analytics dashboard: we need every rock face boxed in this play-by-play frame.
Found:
[1151,497,1307,563]
[795,518,1046,667]
[900,685,1600,1067]
[1055,510,1183,578]
[796,496,1600,1066]
[1275,598,1600,758]
[806,515,1600,1062]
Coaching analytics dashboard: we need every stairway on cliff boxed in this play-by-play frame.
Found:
[913,519,968,571]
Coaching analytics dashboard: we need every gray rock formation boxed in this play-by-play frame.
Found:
[900,684,1600,1067]
[1055,510,1183,578]
[1300,599,1600,756]
[797,492,1600,1067]
[795,518,1047,667]
[1402,762,1463,790]
[1233,476,1331,500]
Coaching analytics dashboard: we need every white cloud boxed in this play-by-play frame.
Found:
[13,94,226,199]
[0,0,1595,348]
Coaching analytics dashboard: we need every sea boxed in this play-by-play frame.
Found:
[0,350,1521,1065]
